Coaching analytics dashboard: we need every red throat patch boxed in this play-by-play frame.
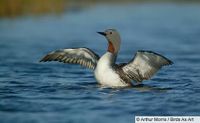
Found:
[108,41,115,53]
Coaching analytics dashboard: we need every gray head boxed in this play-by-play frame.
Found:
[97,29,121,54]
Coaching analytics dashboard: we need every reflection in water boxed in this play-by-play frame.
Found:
[97,83,172,92]
[132,84,172,92]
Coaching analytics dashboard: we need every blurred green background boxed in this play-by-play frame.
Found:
[0,0,200,17]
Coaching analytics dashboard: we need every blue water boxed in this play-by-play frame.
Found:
[0,3,200,123]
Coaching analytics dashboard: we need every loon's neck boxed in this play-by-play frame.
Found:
[107,39,120,54]
[107,41,115,53]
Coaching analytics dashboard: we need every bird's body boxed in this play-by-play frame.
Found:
[94,52,130,87]
[40,29,173,88]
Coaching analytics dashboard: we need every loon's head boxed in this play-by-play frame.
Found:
[98,29,121,54]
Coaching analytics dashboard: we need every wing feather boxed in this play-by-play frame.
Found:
[40,48,99,70]
[122,50,173,82]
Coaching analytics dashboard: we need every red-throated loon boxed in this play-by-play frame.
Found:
[40,29,173,87]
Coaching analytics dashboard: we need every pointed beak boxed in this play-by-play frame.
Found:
[97,32,106,36]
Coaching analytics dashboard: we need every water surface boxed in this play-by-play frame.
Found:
[0,3,200,123]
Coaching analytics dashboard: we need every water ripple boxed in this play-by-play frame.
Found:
[1,3,200,123]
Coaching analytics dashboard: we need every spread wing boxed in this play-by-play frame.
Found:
[121,50,173,82]
[40,48,100,70]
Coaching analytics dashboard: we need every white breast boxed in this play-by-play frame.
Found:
[94,52,128,87]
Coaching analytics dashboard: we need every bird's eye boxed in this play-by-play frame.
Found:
[110,32,112,34]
